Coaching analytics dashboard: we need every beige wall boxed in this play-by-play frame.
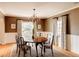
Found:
[0,11,5,43]
[45,18,55,32]
[69,8,79,35]
[46,7,79,53]
[46,7,79,35]
[0,12,17,44]
[67,8,79,52]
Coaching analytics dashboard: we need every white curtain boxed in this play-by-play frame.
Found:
[53,15,67,49]
[53,18,58,46]
[57,17,63,48]
[62,15,67,49]
[57,15,67,49]
[17,20,22,37]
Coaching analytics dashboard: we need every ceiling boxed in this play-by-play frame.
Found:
[0,2,79,18]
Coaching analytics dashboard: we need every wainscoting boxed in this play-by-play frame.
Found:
[1,33,17,44]
[67,34,79,54]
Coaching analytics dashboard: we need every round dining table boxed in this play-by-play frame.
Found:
[33,37,47,57]
[25,37,47,57]
[24,37,47,57]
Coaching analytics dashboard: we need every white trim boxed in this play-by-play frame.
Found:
[0,0,79,2]
[49,4,79,18]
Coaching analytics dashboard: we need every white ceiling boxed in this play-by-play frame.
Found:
[0,2,79,18]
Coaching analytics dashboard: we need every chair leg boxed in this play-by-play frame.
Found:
[18,49,20,57]
[41,46,43,56]
[30,47,31,56]
[51,46,54,56]
[16,47,18,53]
[23,48,26,57]
[16,45,18,53]
[44,46,46,56]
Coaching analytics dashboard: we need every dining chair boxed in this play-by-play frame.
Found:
[43,35,54,56]
[17,37,31,57]
[15,35,20,54]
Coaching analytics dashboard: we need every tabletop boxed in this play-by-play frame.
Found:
[25,37,48,43]
[33,37,47,43]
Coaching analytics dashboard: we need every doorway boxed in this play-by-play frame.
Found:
[17,20,34,42]
[22,21,33,41]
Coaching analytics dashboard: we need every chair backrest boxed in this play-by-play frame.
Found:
[45,33,54,46]
[45,33,51,41]
[19,37,25,45]
[15,35,26,48]
[51,35,54,46]
[15,35,20,45]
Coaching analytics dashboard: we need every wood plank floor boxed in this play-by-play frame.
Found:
[0,43,79,57]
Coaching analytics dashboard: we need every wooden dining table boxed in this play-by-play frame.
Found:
[33,37,47,56]
[25,37,47,57]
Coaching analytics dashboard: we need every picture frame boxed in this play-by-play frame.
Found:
[11,24,16,29]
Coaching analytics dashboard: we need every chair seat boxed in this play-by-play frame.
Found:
[44,44,51,48]
[21,44,31,50]
[24,45,31,50]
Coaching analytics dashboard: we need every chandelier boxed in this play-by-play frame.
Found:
[31,8,40,22]
[33,8,36,18]
[32,8,41,37]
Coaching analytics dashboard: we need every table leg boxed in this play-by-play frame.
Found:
[41,43,43,56]
[44,46,45,56]
[35,43,38,57]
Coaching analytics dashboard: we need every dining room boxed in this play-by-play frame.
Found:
[0,2,79,57]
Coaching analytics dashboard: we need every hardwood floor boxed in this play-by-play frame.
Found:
[0,43,79,57]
